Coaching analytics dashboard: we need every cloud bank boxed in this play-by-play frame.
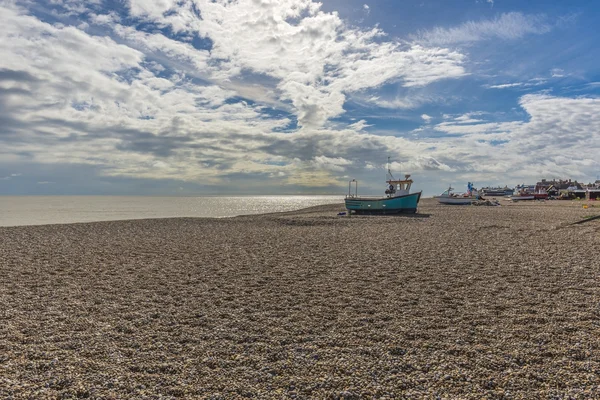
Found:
[0,0,598,194]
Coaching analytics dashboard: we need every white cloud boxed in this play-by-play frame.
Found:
[429,94,600,182]
[358,90,450,110]
[484,78,548,89]
[124,0,466,127]
[454,113,487,122]
[113,25,211,73]
[392,158,454,172]
[311,156,353,172]
[128,0,179,20]
[486,82,523,89]
[0,173,21,180]
[367,96,418,109]
[348,119,372,131]
[89,11,120,25]
[413,12,551,46]
[0,1,598,194]
[0,3,290,183]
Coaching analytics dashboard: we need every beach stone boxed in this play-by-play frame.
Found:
[0,199,599,398]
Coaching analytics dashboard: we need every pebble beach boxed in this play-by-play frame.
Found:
[1,199,599,399]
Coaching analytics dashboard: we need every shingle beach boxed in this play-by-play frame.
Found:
[1,199,599,399]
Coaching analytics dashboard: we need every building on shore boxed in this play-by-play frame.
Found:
[582,180,600,200]
[536,179,600,200]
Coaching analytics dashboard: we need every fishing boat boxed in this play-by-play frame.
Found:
[434,183,482,205]
[509,184,548,201]
[510,192,547,201]
[509,192,534,201]
[344,160,422,214]
[481,186,514,197]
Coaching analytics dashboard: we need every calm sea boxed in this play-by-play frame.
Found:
[0,196,343,227]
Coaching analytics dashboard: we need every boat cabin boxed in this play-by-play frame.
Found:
[385,174,413,197]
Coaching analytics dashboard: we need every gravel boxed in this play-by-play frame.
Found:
[1,198,599,399]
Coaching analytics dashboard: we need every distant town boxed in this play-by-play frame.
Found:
[481,179,600,200]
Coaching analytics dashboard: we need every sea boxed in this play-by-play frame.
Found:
[0,195,343,227]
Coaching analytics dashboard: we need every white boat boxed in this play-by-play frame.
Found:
[509,185,548,201]
[434,184,481,205]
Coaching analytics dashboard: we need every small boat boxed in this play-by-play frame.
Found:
[344,160,422,214]
[481,186,514,197]
[509,194,535,201]
[510,193,548,201]
[434,183,482,205]
[510,185,548,201]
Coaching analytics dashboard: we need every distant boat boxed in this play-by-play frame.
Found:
[510,193,547,201]
[481,186,514,197]
[434,183,482,205]
[344,160,422,214]
[510,184,548,201]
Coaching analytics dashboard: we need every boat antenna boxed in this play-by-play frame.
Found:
[387,156,395,181]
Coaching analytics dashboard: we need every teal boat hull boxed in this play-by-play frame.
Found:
[345,192,422,214]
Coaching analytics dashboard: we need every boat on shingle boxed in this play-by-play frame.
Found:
[344,161,422,214]
[434,183,482,205]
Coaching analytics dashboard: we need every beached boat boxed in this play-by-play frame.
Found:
[510,193,547,201]
[481,186,514,197]
[509,194,535,201]
[434,183,481,205]
[510,185,548,201]
[344,162,421,214]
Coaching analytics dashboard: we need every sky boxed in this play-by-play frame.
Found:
[0,0,599,196]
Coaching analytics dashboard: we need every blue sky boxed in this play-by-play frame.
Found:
[0,0,598,195]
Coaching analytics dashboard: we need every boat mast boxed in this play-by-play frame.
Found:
[387,156,395,181]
